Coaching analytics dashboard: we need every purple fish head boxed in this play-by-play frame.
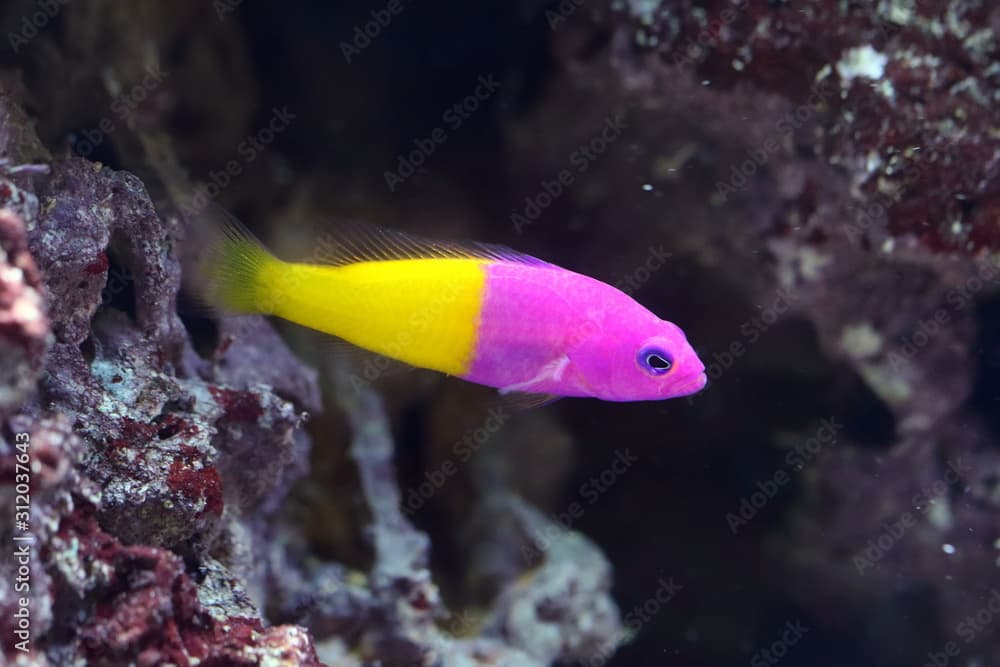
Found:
[570,317,706,402]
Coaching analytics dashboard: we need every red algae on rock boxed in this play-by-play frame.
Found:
[167,456,225,519]
[208,386,265,423]
[57,506,321,666]
[620,0,1000,254]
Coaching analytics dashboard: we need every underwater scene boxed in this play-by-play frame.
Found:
[0,1,999,666]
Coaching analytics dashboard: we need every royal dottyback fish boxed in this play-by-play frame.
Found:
[194,213,707,403]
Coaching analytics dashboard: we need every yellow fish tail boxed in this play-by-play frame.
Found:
[198,210,283,315]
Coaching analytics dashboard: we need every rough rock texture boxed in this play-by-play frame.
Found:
[0,133,327,661]
[0,206,47,415]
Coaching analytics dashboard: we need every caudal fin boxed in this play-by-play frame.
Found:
[182,205,280,315]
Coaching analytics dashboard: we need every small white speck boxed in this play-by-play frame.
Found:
[732,59,744,71]
[836,45,888,84]
[942,543,956,555]
[701,79,711,86]
[642,183,654,192]
[875,79,896,101]
[865,151,883,174]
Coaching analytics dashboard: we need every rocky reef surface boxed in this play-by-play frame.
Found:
[0,1,999,666]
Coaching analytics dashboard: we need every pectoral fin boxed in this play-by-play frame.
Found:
[499,356,570,394]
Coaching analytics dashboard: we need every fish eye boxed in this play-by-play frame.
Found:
[638,347,673,375]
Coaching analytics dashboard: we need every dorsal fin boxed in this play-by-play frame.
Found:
[309,221,557,268]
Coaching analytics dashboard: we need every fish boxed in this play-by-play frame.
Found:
[191,211,707,403]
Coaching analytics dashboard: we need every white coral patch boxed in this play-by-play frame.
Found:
[836,45,889,84]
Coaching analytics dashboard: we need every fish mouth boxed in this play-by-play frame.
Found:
[673,372,708,397]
